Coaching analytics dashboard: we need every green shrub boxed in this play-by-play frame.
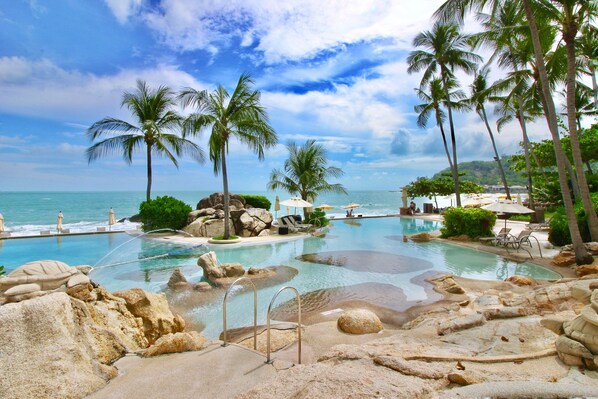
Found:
[305,209,329,227]
[549,192,598,246]
[139,196,192,232]
[240,194,272,210]
[440,207,496,238]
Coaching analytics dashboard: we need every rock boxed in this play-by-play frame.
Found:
[409,232,432,242]
[113,288,185,345]
[435,276,465,294]
[337,308,383,334]
[0,293,116,399]
[143,331,208,357]
[374,356,449,379]
[198,252,226,279]
[552,251,576,267]
[222,263,245,278]
[167,268,188,289]
[437,313,486,336]
[576,263,598,278]
[506,275,536,286]
[447,371,483,386]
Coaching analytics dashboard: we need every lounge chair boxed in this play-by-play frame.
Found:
[479,228,511,245]
[502,230,533,249]
[280,215,311,232]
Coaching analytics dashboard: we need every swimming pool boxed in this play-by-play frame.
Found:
[1,217,561,338]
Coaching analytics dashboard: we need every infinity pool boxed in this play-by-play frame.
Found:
[1,217,560,338]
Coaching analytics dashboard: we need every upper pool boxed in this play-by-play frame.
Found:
[0,217,560,338]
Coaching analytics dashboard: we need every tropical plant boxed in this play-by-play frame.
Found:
[179,74,278,239]
[239,194,272,210]
[86,80,205,202]
[268,140,347,218]
[440,207,497,238]
[407,22,482,207]
[434,0,593,264]
[139,196,192,232]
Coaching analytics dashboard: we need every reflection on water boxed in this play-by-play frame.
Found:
[297,250,433,274]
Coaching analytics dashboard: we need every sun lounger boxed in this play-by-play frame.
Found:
[479,228,511,245]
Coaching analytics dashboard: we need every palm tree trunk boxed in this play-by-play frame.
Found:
[441,67,461,207]
[221,146,231,239]
[522,0,592,265]
[564,28,598,242]
[517,113,534,210]
[481,106,510,200]
[146,144,152,202]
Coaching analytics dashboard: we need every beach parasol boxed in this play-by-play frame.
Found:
[274,195,280,217]
[109,208,116,230]
[280,197,312,215]
[0,213,4,233]
[482,201,534,228]
[57,211,63,233]
[316,204,334,210]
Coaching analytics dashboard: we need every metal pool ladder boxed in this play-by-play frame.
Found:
[266,286,302,365]
[222,277,257,350]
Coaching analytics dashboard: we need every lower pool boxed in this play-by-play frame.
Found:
[1,217,560,339]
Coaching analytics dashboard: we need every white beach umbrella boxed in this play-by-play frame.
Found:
[109,208,116,230]
[0,213,4,233]
[57,211,64,233]
[482,201,534,228]
[280,197,312,215]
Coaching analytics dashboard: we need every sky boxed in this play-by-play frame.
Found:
[0,0,582,193]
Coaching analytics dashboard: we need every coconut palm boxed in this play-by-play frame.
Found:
[407,22,482,207]
[465,67,511,199]
[267,140,347,218]
[435,0,593,264]
[86,80,204,202]
[414,76,465,174]
[179,73,277,239]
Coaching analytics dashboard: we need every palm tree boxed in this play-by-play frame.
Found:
[466,67,511,199]
[415,76,465,174]
[407,22,482,207]
[179,74,278,239]
[86,80,204,202]
[435,0,593,264]
[268,140,347,218]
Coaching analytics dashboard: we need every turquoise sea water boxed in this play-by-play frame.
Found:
[0,217,561,339]
[0,190,408,236]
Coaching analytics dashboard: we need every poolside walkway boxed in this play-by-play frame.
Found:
[86,343,286,399]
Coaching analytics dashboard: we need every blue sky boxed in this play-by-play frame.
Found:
[0,0,571,193]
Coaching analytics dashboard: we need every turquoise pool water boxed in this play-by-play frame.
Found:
[1,217,561,338]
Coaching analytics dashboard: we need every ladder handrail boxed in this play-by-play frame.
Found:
[222,277,257,350]
[265,286,302,364]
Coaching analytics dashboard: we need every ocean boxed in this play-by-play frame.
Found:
[0,190,419,237]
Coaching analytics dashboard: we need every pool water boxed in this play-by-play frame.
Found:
[0,217,561,338]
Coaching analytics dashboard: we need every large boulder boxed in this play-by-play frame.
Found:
[337,308,383,334]
[113,288,185,345]
[143,331,208,357]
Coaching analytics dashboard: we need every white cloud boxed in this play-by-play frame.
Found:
[104,0,143,24]
[136,0,445,64]
[0,57,210,123]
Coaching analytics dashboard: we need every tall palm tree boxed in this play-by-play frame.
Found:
[407,22,482,207]
[415,76,465,174]
[435,0,593,264]
[86,80,204,202]
[466,67,511,199]
[179,74,278,239]
[268,140,347,218]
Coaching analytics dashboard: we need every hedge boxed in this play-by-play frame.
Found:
[440,207,496,238]
[239,194,271,210]
[139,196,192,232]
